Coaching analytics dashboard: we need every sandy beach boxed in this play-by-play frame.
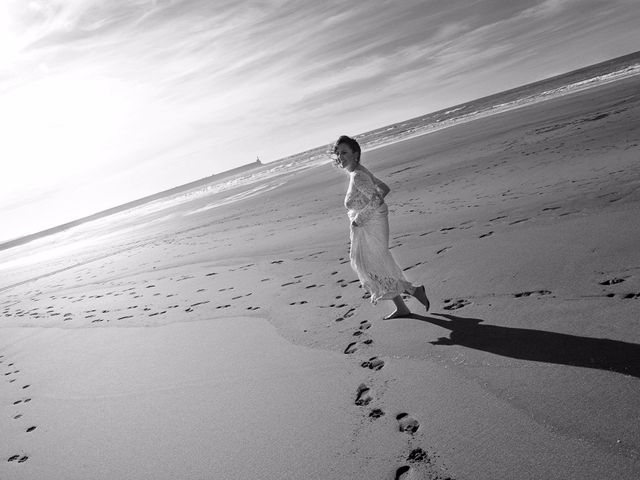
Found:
[2,75,640,479]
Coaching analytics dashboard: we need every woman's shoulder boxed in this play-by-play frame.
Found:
[351,169,370,185]
[353,166,374,180]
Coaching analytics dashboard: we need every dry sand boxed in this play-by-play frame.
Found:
[1,75,640,479]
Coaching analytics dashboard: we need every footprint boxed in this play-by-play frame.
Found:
[479,231,494,238]
[344,342,358,354]
[436,246,452,255]
[396,413,419,433]
[359,321,371,330]
[355,384,373,406]
[403,262,423,272]
[599,278,625,285]
[443,298,471,310]
[622,293,640,299]
[583,112,609,122]
[514,290,551,298]
[7,455,29,463]
[361,357,385,371]
[191,301,209,307]
[509,218,529,225]
[395,466,412,480]
[407,448,428,463]
[344,307,357,318]
[369,408,385,418]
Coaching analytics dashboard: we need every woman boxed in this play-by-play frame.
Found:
[333,135,430,319]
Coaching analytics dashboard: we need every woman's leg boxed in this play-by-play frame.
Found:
[384,295,412,319]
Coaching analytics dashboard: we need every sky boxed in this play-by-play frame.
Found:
[1,0,639,242]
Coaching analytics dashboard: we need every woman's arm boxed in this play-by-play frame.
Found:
[360,166,390,198]
[373,177,390,198]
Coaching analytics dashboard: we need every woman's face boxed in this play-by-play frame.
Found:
[335,143,359,171]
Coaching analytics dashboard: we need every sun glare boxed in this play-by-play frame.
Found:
[1,73,140,195]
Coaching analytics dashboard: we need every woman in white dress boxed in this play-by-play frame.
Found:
[333,135,430,319]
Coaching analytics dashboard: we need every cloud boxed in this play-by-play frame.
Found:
[517,0,579,19]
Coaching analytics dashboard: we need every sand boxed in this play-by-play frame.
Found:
[1,74,640,479]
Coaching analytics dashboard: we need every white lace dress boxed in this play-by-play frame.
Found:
[345,169,416,304]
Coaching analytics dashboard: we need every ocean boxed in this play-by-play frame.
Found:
[193,50,640,210]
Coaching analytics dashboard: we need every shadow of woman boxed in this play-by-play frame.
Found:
[402,312,640,378]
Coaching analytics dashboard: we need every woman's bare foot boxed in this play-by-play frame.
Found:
[414,285,430,311]
[385,295,412,319]
[383,309,412,320]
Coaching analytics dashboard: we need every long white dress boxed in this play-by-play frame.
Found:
[345,168,416,304]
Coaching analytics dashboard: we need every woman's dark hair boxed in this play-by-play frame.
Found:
[333,135,361,161]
